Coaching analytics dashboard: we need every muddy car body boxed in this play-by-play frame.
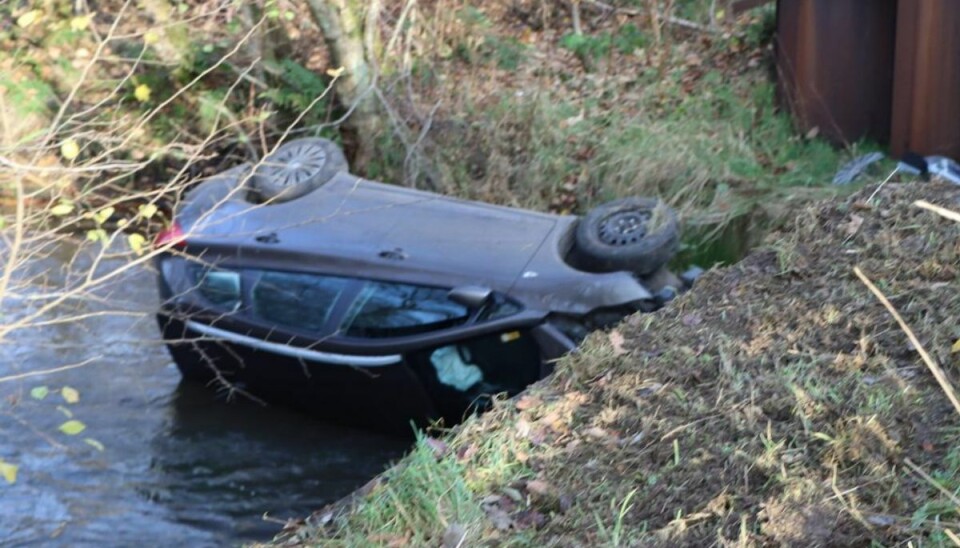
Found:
[155,139,687,432]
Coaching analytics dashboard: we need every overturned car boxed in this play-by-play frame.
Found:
[155,138,695,432]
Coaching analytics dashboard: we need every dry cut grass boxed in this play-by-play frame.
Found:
[273,182,960,547]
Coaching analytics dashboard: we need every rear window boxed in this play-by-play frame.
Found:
[193,267,241,310]
[251,271,352,331]
[341,281,468,338]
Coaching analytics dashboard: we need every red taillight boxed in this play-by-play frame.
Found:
[154,221,186,249]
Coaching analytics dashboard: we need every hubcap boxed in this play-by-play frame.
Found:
[598,210,651,246]
[262,143,328,187]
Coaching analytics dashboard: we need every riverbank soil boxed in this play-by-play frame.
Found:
[274,182,960,546]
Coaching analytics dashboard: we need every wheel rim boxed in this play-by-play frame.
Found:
[597,209,651,246]
[259,142,328,188]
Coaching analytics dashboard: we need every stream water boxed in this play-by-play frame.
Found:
[0,245,408,546]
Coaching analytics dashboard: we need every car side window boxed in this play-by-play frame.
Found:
[251,271,352,331]
[341,282,468,338]
[193,267,241,310]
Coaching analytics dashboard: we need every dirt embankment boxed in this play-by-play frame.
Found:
[276,182,960,546]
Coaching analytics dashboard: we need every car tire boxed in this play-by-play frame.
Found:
[573,197,679,275]
[251,138,348,202]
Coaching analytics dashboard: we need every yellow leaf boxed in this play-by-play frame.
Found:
[138,203,158,219]
[953,339,960,354]
[86,228,107,242]
[84,438,105,452]
[93,206,114,225]
[134,84,151,102]
[59,420,86,436]
[325,66,345,78]
[61,386,80,404]
[127,233,146,255]
[0,460,18,484]
[50,202,74,216]
[715,9,726,21]
[70,14,93,31]
[144,29,160,45]
[60,138,80,160]
[16,10,43,28]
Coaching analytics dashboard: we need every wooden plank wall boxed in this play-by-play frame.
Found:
[890,0,960,159]
[775,0,898,145]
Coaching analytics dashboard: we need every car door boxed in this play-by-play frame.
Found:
[334,280,544,423]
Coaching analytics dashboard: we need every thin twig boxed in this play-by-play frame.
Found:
[915,200,960,223]
[0,359,97,384]
[946,528,960,547]
[853,267,960,417]
[904,458,960,508]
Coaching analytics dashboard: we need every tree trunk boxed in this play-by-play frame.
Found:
[306,0,383,173]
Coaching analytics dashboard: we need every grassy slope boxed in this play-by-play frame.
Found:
[276,183,960,547]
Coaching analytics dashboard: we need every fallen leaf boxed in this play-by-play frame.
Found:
[84,438,105,452]
[424,437,448,458]
[326,66,345,78]
[515,394,542,411]
[61,386,79,404]
[440,523,466,548]
[843,214,864,237]
[608,330,627,356]
[0,460,18,484]
[30,386,49,400]
[525,479,552,496]
[58,420,86,435]
[514,509,548,530]
[484,505,514,531]
[952,339,960,354]
[805,126,820,140]
[502,486,524,502]
[681,313,702,327]
[584,426,609,440]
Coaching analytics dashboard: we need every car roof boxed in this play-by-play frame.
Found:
[187,172,561,290]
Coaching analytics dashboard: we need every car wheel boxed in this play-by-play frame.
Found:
[573,197,679,275]
[251,138,348,202]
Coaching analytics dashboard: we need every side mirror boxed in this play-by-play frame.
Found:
[448,286,493,309]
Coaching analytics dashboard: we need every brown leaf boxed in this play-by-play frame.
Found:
[584,426,610,440]
[484,505,514,531]
[514,509,548,530]
[424,437,449,459]
[608,330,627,356]
[681,313,702,327]
[842,214,864,237]
[441,523,467,548]
[515,394,542,411]
[526,479,552,497]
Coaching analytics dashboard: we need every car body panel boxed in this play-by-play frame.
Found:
[176,168,654,316]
